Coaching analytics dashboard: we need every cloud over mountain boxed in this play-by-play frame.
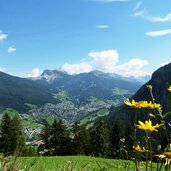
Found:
[61,49,149,77]
[61,62,93,75]
[27,68,42,77]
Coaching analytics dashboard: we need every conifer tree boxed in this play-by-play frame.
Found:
[38,123,51,155]
[0,113,13,156]
[50,119,71,155]
[111,120,124,158]
[90,120,111,157]
[71,122,80,155]
[125,123,134,158]
[0,113,25,156]
[40,123,50,149]
[72,122,90,155]
[80,127,91,155]
[11,114,25,155]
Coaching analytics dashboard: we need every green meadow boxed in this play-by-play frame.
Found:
[17,156,135,171]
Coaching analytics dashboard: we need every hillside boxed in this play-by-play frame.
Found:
[106,63,171,130]
[0,72,58,112]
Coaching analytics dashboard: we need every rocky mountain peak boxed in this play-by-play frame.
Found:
[36,69,69,83]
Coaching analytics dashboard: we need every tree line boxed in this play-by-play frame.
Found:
[38,119,134,158]
[0,112,134,158]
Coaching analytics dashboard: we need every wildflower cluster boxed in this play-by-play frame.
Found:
[124,85,171,170]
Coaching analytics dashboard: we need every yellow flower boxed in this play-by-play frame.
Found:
[147,101,161,109]
[138,101,161,109]
[124,99,140,108]
[124,99,161,109]
[137,120,160,132]
[156,152,171,165]
[133,144,145,153]
[168,86,171,92]
[138,101,149,108]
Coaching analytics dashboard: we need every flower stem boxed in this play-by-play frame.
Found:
[145,132,149,171]
[134,110,139,171]
[149,132,153,171]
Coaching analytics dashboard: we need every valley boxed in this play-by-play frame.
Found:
[0,69,143,140]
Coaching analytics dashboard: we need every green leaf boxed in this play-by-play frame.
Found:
[160,125,166,130]
[163,111,171,119]
[149,113,156,118]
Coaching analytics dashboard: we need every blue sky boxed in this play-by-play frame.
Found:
[0,0,171,77]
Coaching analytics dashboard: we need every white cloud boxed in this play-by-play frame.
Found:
[132,1,146,17]
[8,47,16,54]
[96,25,110,29]
[133,8,171,23]
[0,31,7,41]
[61,62,93,74]
[159,61,171,67]
[147,13,171,22]
[134,1,141,11]
[62,49,149,77]
[27,68,42,77]
[88,49,119,72]
[145,29,171,37]
[111,59,149,77]
[0,67,5,72]
[133,9,145,17]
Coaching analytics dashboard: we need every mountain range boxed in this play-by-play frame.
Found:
[33,70,142,103]
[1,63,171,142]
[0,70,142,127]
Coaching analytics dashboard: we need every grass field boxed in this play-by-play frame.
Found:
[17,156,136,171]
